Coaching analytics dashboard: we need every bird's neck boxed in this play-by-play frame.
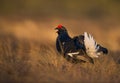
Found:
[58,32,71,42]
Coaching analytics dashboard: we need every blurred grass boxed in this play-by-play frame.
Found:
[0,33,120,83]
[0,18,120,83]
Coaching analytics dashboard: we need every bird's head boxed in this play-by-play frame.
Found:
[55,24,67,34]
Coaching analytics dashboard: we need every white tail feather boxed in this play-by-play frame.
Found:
[84,32,99,58]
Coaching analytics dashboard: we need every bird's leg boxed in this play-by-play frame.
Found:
[83,55,94,64]
[64,52,86,64]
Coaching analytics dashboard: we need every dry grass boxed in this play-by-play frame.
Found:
[0,18,120,83]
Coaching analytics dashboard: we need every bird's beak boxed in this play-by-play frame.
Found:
[55,27,58,30]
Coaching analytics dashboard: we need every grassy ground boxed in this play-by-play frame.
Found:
[0,17,120,83]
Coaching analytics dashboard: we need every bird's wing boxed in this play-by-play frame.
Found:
[73,35,85,51]
[56,37,64,54]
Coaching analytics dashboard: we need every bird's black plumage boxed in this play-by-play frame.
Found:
[55,25,108,63]
[55,26,84,53]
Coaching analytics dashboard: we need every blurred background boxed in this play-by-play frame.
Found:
[0,0,120,83]
[0,0,120,51]
[0,0,120,19]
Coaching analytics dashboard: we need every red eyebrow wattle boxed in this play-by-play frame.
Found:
[57,24,63,28]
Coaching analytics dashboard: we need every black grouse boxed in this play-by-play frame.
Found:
[55,24,108,64]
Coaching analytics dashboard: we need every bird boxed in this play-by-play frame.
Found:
[55,24,108,64]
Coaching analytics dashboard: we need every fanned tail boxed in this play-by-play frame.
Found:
[84,32,99,58]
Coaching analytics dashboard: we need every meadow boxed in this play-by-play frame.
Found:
[0,17,120,83]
